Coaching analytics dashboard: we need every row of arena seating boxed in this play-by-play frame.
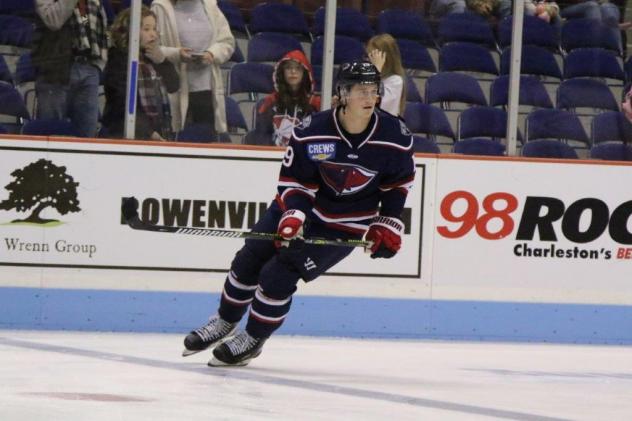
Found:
[0,1,631,160]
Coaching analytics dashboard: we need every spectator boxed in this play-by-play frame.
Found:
[430,0,512,21]
[253,50,320,147]
[465,0,512,21]
[151,0,235,139]
[366,34,406,116]
[102,6,179,140]
[525,1,561,25]
[32,0,109,138]
[560,1,626,52]
[622,87,632,122]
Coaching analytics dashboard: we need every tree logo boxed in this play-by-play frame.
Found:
[0,159,81,226]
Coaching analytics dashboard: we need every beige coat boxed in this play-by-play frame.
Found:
[151,0,235,133]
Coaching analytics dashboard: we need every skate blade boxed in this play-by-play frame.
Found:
[182,348,204,357]
[207,356,252,367]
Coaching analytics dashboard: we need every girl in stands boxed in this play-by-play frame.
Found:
[251,49,320,146]
[103,6,179,140]
[365,34,406,116]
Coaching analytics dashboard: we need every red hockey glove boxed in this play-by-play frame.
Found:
[276,209,306,247]
[364,216,404,259]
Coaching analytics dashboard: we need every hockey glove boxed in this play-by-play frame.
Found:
[276,209,306,248]
[364,216,404,259]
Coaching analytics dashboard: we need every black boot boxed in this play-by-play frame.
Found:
[209,330,267,367]
[182,315,237,357]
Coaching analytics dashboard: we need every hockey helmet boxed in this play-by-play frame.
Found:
[335,61,383,97]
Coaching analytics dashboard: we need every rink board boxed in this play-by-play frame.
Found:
[1,136,632,343]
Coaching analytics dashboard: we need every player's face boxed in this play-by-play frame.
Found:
[345,83,379,119]
[283,61,305,92]
[139,16,158,49]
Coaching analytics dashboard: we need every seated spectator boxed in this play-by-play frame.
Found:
[152,0,235,140]
[525,1,561,25]
[561,0,628,47]
[430,0,512,22]
[465,0,512,21]
[32,0,109,138]
[623,86,632,124]
[102,6,179,140]
[366,34,406,116]
[254,50,320,147]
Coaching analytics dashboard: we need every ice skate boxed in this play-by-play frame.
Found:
[182,315,237,357]
[208,330,266,367]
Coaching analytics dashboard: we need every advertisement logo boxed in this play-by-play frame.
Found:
[437,190,632,261]
[0,159,81,226]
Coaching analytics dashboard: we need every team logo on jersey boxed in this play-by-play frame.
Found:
[307,142,336,161]
[318,162,377,196]
[297,115,312,130]
[399,120,412,136]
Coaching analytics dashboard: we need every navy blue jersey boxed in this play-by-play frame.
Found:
[275,107,415,235]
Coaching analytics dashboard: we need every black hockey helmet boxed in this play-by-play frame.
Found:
[335,61,382,97]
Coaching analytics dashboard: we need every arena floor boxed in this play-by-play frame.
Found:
[1,331,631,420]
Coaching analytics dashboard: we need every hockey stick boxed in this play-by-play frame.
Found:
[121,197,371,248]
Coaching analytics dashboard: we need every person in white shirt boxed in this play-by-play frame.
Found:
[366,34,406,117]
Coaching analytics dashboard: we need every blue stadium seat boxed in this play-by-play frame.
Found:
[247,32,303,63]
[249,3,310,38]
[526,109,589,145]
[521,139,578,159]
[439,42,498,75]
[425,72,487,107]
[0,123,7,133]
[313,7,373,41]
[176,124,229,143]
[490,75,553,108]
[0,0,35,14]
[498,15,559,51]
[403,102,455,141]
[396,39,436,73]
[243,129,273,146]
[500,45,562,79]
[311,35,364,66]
[437,13,496,48]
[21,119,80,137]
[228,63,274,95]
[625,57,632,83]
[0,15,34,48]
[591,111,632,144]
[563,48,625,80]
[225,97,248,131]
[556,78,619,111]
[218,0,249,35]
[14,52,35,85]
[0,81,29,120]
[453,138,506,156]
[458,106,509,140]
[0,55,12,84]
[412,135,440,153]
[561,18,621,55]
[405,75,422,102]
[590,142,632,160]
[376,9,435,47]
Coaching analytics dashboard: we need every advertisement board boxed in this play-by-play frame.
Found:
[431,158,632,304]
[0,138,427,285]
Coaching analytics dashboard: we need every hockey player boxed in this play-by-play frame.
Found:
[183,61,416,367]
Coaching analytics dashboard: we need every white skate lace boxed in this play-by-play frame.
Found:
[226,331,258,355]
[195,317,231,342]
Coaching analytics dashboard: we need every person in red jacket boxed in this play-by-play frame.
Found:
[249,49,321,146]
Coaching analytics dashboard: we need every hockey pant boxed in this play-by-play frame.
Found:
[217,201,359,339]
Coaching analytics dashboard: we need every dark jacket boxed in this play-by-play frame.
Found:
[31,15,74,85]
[102,48,179,140]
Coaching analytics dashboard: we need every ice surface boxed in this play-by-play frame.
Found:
[1,331,631,421]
